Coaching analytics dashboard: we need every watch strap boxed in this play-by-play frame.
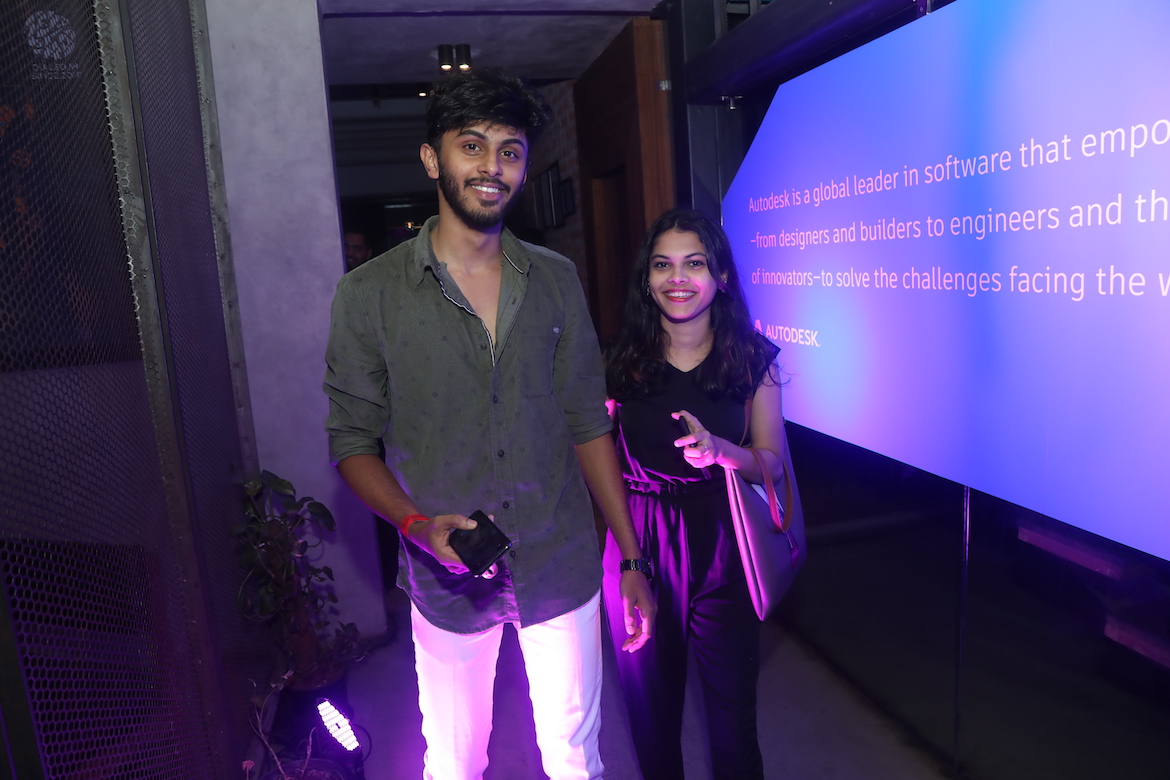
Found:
[619,557,653,579]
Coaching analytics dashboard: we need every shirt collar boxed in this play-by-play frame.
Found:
[409,215,531,287]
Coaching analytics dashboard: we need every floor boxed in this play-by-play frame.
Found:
[337,588,951,780]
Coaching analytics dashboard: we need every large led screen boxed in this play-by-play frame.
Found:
[724,0,1170,560]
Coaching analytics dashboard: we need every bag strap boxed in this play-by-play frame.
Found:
[740,364,794,534]
[739,368,753,447]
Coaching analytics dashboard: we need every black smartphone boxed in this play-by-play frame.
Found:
[448,510,512,577]
[676,415,697,445]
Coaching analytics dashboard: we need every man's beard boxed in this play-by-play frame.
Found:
[438,165,520,231]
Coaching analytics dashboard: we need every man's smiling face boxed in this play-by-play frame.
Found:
[428,122,528,231]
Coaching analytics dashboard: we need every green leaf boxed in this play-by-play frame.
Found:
[307,501,336,531]
[239,470,359,667]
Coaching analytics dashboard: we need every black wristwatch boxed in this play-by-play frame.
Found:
[620,557,653,580]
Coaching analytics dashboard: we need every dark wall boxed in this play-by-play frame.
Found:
[576,18,674,341]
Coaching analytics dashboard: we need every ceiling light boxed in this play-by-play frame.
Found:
[417,83,430,99]
[438,44,454,71]
[455,44,472,71]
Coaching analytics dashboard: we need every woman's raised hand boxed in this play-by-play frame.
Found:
[672,410,724,469]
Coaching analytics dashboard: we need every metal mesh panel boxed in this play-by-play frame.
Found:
[0,0,216,775]
[0,1,138,372]
[0,540,190,779]
[122,0,262,760]
[0,0,258,776]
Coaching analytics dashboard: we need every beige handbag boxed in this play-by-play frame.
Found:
[725,385,807,620]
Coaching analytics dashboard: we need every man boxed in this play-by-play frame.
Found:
[343,228,372,271]
[323,70,655,780]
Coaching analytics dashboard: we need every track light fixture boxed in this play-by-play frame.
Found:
[436,43,472,73]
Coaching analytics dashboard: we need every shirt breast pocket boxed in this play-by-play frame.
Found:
[520,323,563,397]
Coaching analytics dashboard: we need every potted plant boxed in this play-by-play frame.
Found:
[236,470,368,763]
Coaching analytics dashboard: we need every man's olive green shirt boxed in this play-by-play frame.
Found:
[324,217,610,632]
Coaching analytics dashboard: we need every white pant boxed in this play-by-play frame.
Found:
[410,591,605,780]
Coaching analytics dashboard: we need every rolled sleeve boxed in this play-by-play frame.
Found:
[323,273,390,464]
[553,266,613,446]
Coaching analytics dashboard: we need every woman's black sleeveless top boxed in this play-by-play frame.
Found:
[616,338,779,490]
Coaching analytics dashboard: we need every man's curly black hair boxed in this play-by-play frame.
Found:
[426,69,552,153]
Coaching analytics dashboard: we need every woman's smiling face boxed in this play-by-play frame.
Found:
[648,229,721,325]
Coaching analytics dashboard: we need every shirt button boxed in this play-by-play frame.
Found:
[492,395,499,403]
[502,501,510,509]
[509,550,517,559]
[497,449,505,458]
[480,344,487,351]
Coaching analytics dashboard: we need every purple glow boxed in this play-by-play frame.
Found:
[317,698,360,752]
[723,0,1170,561]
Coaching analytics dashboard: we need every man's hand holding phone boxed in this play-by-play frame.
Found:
[449,510,512,577]
[405,510,512,578]
[404,513,480,574]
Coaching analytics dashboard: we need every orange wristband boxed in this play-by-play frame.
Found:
[399,514,428,536]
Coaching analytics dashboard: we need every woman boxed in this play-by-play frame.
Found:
[603,208,784,780]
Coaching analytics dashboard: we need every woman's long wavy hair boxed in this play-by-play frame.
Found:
[606,208,776,403]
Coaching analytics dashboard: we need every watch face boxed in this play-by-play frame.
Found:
[26,10,77,60]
